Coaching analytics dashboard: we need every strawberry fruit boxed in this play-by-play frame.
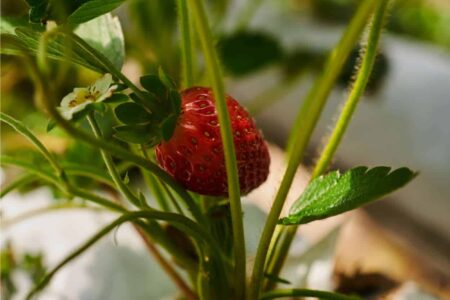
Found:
[155,87,270,196]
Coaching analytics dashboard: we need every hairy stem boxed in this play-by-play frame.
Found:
[248,0,379,298]
[264,0,390,290]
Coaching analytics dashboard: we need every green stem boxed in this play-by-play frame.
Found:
[264,0,390,290]
[190,1,246,298]
[1,155,65,190]
[312,0,389,178]
[139,145,171,211]
[177,0,195,87]
[0,112,64,179]
[87,113,142,208]
[61,163,115,188]
[87,115,200,283]
[248,0,379,298]
[261,289,360,300]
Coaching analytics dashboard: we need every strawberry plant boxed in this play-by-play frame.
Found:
[1,0,417,299]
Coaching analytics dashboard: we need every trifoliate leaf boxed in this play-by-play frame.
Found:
[280,166,416,225]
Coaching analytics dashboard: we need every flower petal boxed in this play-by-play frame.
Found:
[58,100,93,120]
[91,73,113,96]
[96,85,118,102]
[60,91,78,108]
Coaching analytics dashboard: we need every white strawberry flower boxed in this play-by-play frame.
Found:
[58,74,117,120]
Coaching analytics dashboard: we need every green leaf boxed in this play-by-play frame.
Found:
[158,67,176,90]
[25,0,51,23]
[74,13,125,70]
[122,171,130,185]
[219,31,282,76]
[23,0,124,25]
[263,273,291,285]
[160,114,178,141]
[140,75,167,99]
[169,90,181,114]
[114,102,152,125]
[129,92,164,116]
[46,119,57,132]
[1,13,124,73]
[103,93,128,104]
[280,167,416,225]
[67,0,125,24]
[113,124,159,145]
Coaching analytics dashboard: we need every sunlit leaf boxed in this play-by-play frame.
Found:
[280,167,416,225]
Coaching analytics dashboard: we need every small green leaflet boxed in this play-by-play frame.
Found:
[114,102,152,125]
[280,166,416,225]
[24,0,124,25]
[67,0,125,24]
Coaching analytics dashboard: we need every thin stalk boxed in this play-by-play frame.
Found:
[161,183,185,215]
[87,115,200,287]
[190,1,246,298]
[265,0,390,289]
[139,145,171,211]
[1,155,65,190]
[87,113,142,208]
[248,0,379,298]
[177,0,195,87]
[261,289,360,300]
[0,112,64,179]
[61,163,115,188]
[0,155,124,211]
[312,0,389,177]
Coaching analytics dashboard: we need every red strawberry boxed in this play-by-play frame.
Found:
[155,87,270,197]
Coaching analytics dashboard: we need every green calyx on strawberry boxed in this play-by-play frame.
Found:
[155,87,270,197]
[113,69,181,146]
